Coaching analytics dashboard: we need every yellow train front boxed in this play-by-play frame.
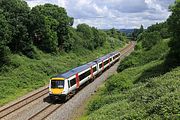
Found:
[49,77,69,101]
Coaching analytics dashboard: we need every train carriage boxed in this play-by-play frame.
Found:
[49,61,98,101]
[49,51,121,101]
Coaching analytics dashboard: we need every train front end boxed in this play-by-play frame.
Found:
[49,78,68,101]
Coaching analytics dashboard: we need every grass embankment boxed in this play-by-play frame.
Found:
[0,41,125,106]
[83,39,180,119]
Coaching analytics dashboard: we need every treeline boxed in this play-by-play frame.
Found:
[0,0,125,66]
[133,22,170,50]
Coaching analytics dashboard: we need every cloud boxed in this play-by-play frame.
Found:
[26,0,175,29]
[94,0,149,13]
[26,0,58,7]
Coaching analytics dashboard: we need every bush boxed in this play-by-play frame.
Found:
[141,31,162,50]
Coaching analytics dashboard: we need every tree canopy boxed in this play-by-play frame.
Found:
[29,4,73,52]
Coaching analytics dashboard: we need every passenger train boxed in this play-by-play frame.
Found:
[49,51,121,101]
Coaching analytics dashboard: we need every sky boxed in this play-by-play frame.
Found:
[26,0,175,29]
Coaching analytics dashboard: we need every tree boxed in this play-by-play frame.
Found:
[147,22,169,39]
[0,0,34,58]
[141,31,161,50]
[139,25,144,33]
[42,16,58,52]
[30,4,73,52]
[132,25,144,40]
[166,0,180,67]
[107,28,119,39]
[77,24,94,50]
[92,27,107,49]
[0,10,11,46]
[0,9,11,66]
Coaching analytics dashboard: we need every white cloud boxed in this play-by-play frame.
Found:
[26,0,175,29]
[57,0,67,8]
[26,0,58,7]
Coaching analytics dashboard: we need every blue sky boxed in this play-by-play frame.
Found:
[26,0,175,29]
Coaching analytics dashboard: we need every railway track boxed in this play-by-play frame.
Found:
[0,87,48,119]
[28,104,62,120]
[120,41,135,57]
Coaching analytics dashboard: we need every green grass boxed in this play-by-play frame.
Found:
[83,39,180,119]
[0,41,125,106]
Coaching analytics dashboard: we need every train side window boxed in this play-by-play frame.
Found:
[68,80,70,88]
[99,63,102,68]
[70,78,76,86]
[79,70,91,81]
[104,60,109,65]
[87,70,91,76]
[113,54,118,59]
[93,67,97,72]
[79,73,83,81]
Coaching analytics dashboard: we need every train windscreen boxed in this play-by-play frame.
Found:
[51,80,64,88]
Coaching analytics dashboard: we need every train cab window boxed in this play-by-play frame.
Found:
[51,80,64,88]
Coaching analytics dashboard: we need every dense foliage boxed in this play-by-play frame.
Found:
[136,22,169,50]
[29,4,73,53]
[146,22,170,39]
[132,25,144,39]
[0,0,33,63]
[0,10,11,66]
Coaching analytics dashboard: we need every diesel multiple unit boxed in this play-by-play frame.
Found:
[49,51,121,101]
